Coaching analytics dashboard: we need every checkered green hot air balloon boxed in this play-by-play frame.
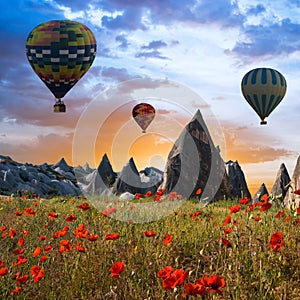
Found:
[241,68,287,125]
[26,20,97,112]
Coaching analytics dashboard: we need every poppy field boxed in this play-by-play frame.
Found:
[0,191,299,299]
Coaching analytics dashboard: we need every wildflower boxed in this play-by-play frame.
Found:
[40,235,46,241]
[48,212,58,219]
[154,195,162,202]
[39,255,48,262]
[15,211,22,216]
[163,233,173,245]
[30,265,44,282]
[44,245,54,253]
[0,267,8,276]
[275,211,285,219]
[260,202,272,212]
[197,275,226,296]
[11,287,22,294]
[0,261,4,267]
[13,256,28,267]
[183,282,206,297]
[110,261,124,278]
[229,205,241,214]
[222,238,231,248]
[16,274,29,284]
[58,240,72,253]
[156,189,165,196]
[223,216,231,226]
[145,191,152,197]
[240,197,250,205]
[260,194,269,203]
[66,214,76,222]
[21,229,29,237]
[196,188,202,195]
[32,247,42,257]
[102,207,117,217]
[0,226,7,231]
[12,249,25,255]
[293,189,300,195]
[162,269,188,290]
[105,234,120,240]
[157,266,174,279]
[78,202,90,211]
[284,216,292,223]
[88,234,98,241]
[75,242,85,253]
[270,232,284,251]
[293,218,300,226]
[254,216,262,222]
[143,230,156,237]
[24,208,36,217]
[135,193,143,199]
[18,237,24,247]
[74,224,89,238]
[9,229,17,238]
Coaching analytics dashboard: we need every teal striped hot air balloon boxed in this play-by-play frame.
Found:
[241,68,287,125]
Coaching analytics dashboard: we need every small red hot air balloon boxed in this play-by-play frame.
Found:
[132,103,155,133]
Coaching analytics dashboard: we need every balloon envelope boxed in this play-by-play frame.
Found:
[241,67,287,124]
[26,20,96,104]
[132,103,155,133]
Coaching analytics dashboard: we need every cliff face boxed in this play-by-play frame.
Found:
[270,163,291,200]
[161,109,231,201]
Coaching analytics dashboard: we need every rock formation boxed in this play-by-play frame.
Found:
[140,167,164,195]
[284,155,300,209]
[161,109,231,200]
[0,155,81,197]
[112,157,142,195]
[226,160,251,200]
[80,154,117,195]
[252,183,269,203]
[270,163,291,200]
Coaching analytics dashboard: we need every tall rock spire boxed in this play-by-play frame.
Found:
[270,163,291,200]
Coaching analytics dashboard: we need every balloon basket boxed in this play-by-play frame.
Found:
[260,120,267,125]
[54,101,66,113]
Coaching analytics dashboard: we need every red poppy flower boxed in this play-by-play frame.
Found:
[0,261,4,268]
[284,216,292,223]
[13,256,28,267]
[275,211,284,219]
[12,249,25,255]
[32,247,42,257]
[293,218,300,226]
[9,229,17,238]
[18,237,24,247]
[143,230,156,237]
[223,215,231,225]
[145,191,153,197]
[16,274,29,284]
[154,195,162,202]
[21,229,29,237]
[110,261,124,278]
[15,211,22,216]
[30,265,45,282]
[197,275,226,296]
[222,238,231,248]
[223,227,234,236]
[11,287,22,295]
[105,234,120,240]
[39,255,48,262]
[74,224,89,238]
[293,189,300,195]
[102,207,117,217]
[254,216,262,222]
[260,202,272,212]
[78,202,90,211]
[24,207,36,216]
[44,245,54,253]
[163,233,173,245]
[270,232,284,251]
[229,205,241,214]
[162,269,188,290]
[0,226,7,231]
[59,240,72,253]
[48,212,58,219]
[75,242,85,253]
[88,234,98,241]
[0,267,8,276]
[183,282,206,297]
[260,194,269,203]
[196,188,202,195]
[297,207,300,215]
[157,266,174,279]
[40,235,46,241]
[239,197,249,205]
[156,189,165,196]
[135,193,143,199]
[66,214,76,222]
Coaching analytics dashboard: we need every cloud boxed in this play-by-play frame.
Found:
[101,67,142,83]
[246,4,266,16]
[141,40,168,50]
[115,34,129,49]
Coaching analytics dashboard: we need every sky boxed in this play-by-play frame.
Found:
[1,0,300,196]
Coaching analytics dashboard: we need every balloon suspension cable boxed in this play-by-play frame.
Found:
[53,98,66,113]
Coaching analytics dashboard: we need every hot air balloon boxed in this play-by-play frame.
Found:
[241,67,287,125]
[25,20,97,112]
[132,103,155,133]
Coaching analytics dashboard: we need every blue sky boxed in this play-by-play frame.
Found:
[1,0,300,194]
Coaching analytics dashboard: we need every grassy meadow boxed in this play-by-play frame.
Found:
[0,191,299,300]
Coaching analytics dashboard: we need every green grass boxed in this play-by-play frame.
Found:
[0,194,299,299]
